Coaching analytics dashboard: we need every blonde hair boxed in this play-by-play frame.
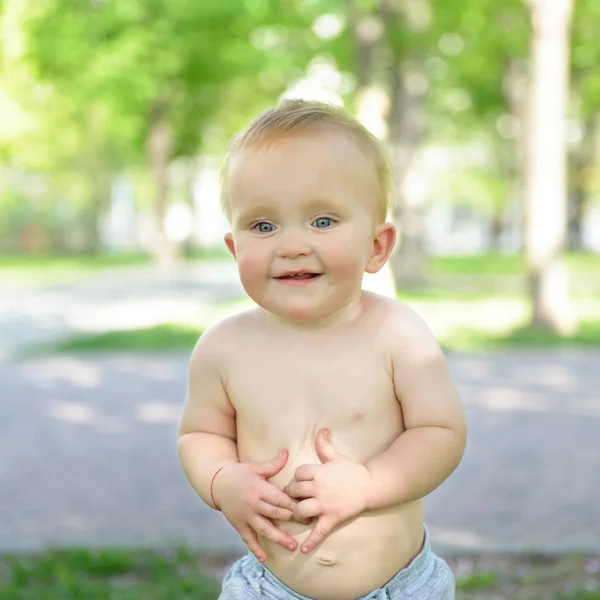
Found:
[220,99,394,222]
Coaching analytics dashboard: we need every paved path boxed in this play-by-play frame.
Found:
[2,350,599,556]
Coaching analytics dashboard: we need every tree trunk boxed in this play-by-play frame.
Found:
[346,0,429,290]
[382,0,430,286]
[388,60,428,285]
[502,58,529,253]
[346,0,396,298]
[568,117,594,252]
[524,0,576,334]
[147,99,176,264]
[489,208,505,252]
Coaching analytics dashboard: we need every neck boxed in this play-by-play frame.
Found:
[260,292,364,333]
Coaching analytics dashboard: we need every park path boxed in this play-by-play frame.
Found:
[1,263,599,557]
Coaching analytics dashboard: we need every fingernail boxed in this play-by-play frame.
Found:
[302,546,310,554]
[323,429,330,441]
[288,543,295,551]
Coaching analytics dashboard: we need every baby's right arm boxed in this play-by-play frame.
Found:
[177,324,298,562]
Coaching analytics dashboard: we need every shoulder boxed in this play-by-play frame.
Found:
[361,291,442,362]
[189,307,261,368]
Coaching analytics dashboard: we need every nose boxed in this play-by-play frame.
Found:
[275,227,311,258]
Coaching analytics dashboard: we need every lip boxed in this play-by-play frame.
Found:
[274,273,323,286]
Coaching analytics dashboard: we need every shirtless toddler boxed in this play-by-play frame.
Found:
[178,100,467,600]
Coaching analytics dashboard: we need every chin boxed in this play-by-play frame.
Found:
[279,307,319,322]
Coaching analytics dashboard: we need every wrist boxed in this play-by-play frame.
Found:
[209,466,226,511]
[363,464,376,511]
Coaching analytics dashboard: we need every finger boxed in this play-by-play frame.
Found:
[287,480,316,499]
[262,485,298,512]
[252,516,297,552]
[294,464,317,481]
[315,428,338,463]
[300,515,336,554]
[256,449,288,478]
[293,498,320,521]
[256,500,295,521]
[239,526,267,563]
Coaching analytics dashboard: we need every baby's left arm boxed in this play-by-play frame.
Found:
[364,306,467,510]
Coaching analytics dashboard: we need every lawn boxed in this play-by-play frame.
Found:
[1,548,598,600]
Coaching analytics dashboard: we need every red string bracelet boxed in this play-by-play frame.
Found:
[210,466,225,511]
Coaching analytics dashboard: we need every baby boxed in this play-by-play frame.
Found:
[178,99,466,600]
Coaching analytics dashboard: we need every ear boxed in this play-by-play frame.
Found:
[365,223,396,274]
[224,232,236,259]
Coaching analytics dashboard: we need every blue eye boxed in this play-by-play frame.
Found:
[254,222,275,233]
[313,217,334,228]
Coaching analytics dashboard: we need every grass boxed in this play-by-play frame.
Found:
[42,324,203,355]
[1,548,598,600]
[430,252,600,276]
[0,547,223,600]
[451,554,600,599]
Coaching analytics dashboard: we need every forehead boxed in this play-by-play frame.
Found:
[226,129,380,216]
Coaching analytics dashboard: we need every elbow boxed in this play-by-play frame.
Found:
[451,420,468,467]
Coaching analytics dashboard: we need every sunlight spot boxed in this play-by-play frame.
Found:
[26,358,102,388]
[433,527,492,550]
[481,389,548,413]
[59,514,90,532]
[313,14,343,40]
[48,401,97,424]
[96,418,128,435]
[515,364,575,391]
[136,402,180,423]
[454,358,493,381]
[438,33,464,56]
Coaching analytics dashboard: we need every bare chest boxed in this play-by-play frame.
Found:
[225,341,401,440]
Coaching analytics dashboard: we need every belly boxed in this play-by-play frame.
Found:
[261,502,424,600]
[257,447,425,600]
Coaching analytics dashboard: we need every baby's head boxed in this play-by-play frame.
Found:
[220,99,397,325]
[221,99,394,223]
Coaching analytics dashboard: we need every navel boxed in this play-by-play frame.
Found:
[316,551,338,567]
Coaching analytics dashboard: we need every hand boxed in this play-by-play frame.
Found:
[286,429,373,554]
[212,449,299,562]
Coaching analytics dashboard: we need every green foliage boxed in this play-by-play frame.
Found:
[3,0,600,249]
[457,571,498,589]
[39,324,203,354]
[0,547,222,600]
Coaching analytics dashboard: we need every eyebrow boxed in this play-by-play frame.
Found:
[236,198,344,223]
[235,205,276,223]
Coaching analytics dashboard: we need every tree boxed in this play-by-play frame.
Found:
[523,0,576,333]
[16,0,319,261]
[569,0,600,251]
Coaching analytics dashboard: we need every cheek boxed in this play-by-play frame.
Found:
[322,233,369,277]
[236,247,270,286]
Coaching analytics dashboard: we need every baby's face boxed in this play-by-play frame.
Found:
[224,129,384,324]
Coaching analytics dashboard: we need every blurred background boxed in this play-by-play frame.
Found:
[1,1,599,598]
